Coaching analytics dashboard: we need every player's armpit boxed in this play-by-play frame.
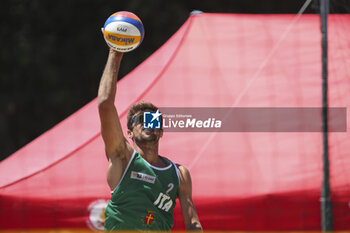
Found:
[98,104,133,159]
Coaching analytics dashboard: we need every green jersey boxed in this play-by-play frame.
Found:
[104,151,180,231]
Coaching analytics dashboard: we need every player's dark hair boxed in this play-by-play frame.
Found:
[127,101,158,130]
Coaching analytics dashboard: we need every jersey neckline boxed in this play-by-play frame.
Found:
[137,152,172,170]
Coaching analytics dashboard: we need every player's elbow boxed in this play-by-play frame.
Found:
[187,221,203,231]
[98,98,115,111]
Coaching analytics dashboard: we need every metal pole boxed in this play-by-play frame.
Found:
[320,0,333,231]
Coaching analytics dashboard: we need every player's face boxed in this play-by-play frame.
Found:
[130,111,163,143]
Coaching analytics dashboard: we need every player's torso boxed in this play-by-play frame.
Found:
[104,151,180,231]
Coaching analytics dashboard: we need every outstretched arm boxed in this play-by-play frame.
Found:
[98,49,132,159]
[178,165,203,231]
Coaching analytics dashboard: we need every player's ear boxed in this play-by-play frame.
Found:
[127,129,134,139]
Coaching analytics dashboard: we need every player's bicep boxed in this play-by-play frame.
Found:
[178,165,202,231]
[98,104,130,158]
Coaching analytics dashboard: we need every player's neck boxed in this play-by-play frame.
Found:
[135,142,158,157]
[134,143,163,166]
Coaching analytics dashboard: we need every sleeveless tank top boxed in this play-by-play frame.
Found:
[104,151,180,231]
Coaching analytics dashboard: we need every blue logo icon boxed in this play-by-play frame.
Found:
[143,110,162,129]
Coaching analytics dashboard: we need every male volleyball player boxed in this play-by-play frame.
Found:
[98,49,202,231]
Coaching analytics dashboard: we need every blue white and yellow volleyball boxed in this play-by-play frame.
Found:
[103,11,144,52]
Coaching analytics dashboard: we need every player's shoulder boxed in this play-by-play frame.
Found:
[159,155,191,179]
[174,163,191,179]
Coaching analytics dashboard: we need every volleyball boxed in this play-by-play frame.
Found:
[103,11,144,52]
